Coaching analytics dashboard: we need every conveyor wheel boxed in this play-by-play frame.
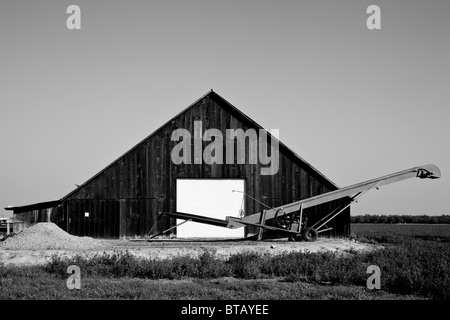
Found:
[302,227,318,242]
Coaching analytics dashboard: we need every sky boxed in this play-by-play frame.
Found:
[1,0,449,220]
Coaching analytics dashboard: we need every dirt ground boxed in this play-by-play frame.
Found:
[0,238,383,267]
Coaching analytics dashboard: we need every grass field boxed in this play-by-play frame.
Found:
[1,223,450,300]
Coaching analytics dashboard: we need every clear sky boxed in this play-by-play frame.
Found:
[1,0,449,219]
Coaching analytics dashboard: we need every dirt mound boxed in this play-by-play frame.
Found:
[0,222,111,250]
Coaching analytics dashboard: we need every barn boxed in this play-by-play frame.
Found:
[7,91,350,239]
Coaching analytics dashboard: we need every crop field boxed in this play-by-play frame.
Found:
[351,223,450,243]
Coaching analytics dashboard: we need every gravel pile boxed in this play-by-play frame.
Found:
[0,222,111,250]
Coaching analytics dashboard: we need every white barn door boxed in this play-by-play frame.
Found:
[176,179,245,238]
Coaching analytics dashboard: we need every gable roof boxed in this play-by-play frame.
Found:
[61,90,339,201]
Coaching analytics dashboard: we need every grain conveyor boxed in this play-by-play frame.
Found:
[152,164,440,241]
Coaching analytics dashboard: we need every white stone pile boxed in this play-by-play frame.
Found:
[0,222,110,250]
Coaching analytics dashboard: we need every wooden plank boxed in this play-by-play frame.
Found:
[66,201,70,234]
[149,137,156,198]
[124,200,130,238]
[136,148,143,236]
[254,158,261,214]
[67,201,72,235]
[107,200,112,238]
[72,199,78,236]
[150,135,159,234]
[86,200,91,237]
[137,147,143,199]
[147,141,156,235]
[110,199,116,239]
[127,200,133,238]
[97,201,101,238]
[282,155,289,203]
[291,163,298,202]
[144,140,150,223]
[137,200,143,237]
[104,169,111,199]
[247,168,256,236]
[132,201,137,238]
[84,200,89,237]
[168,124,177,218]
[104,199,109,238]
[149,199,158,237]
[82,200,87,237]
[130,151,137,198]
[73,200,78,236]
[160,130,168,232]
[219,104,227,177]
[209,100,219,177]
[275,150,282,207]
[223,113,230,177]
[94,199,99,238]
[112,162,119,200]
[166,126,174,232]
[270,144,277,206]
[118,199,125,238]
[141,142,148,200]
[100,200,106,238]
[139,199,145,236]
[107,200,112,239]
[124,156,130,200]
[114,200,120,238]
[228,116,237,178]
[119,159,125,199]
[93,174,100,199]
[247,119,256,217]
[285,155,292,203]
[183,107,191,178]
[156,131,162,200]
[248,122,258,220]
[193,103,202,177]
[301,168,308,199]
[202,98,210,177]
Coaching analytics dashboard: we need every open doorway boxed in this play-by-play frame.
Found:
[176,179,245,238]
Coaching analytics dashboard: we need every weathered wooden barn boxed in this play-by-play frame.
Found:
[8,91,350,239]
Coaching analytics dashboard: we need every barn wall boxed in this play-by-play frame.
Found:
[54,93,349,239]
[14,208,54,228]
